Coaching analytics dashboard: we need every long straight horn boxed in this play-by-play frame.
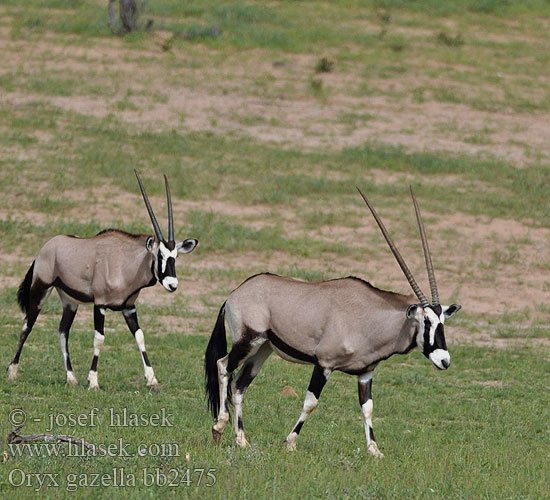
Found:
[134,169,164,241]
[409,185,439,306]
[356,187,430,308]
[164,175,174,241]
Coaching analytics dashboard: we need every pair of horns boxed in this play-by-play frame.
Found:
[357,186,439,308]
[134,169,174,242]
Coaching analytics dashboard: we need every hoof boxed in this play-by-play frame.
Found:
[88,384,100,392]
[148,385,160,393]
[212,427,223,444]
[284,434,297,452]
[368,442,384,459]
[235,432,249,448]
[66,372,79,386]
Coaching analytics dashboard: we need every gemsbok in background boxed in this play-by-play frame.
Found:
[205,186,460,457]
[7,170,197,392]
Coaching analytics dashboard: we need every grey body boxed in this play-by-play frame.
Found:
[227,273,416,373]
[7,171,198,391]
[37,231,156,309]
[204,187,461,457]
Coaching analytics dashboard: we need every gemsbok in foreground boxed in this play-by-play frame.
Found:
[205,186,460,457]
[7,170,197,391]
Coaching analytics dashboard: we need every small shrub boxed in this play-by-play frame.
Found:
[437,31,464,47]
[315,57,334,73]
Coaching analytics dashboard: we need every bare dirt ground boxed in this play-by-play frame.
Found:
[1,21,549,346]
[1,28,549,166]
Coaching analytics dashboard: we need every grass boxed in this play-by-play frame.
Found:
[0,328,548,499]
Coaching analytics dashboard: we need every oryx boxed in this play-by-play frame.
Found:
[7,170,197,391]
[204,186,460,457]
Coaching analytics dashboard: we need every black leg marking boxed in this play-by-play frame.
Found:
[308,364,329,399]
[358,372,383,457]
[292,420,304,435]
[123,307,158,390]
[286,365,331,449]
[88,306,105,390]
[230,342,272,448]
[59,302,78,377]
[226,341,252,373]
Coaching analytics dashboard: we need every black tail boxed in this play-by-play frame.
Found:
[17,261,35,314]
[205,301,228,420]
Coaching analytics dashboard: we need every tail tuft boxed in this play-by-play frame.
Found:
[204,302,228,420]
[17,262,35,314]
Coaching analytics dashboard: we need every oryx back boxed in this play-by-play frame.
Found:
[34,230,154,309]
[226,273,416,372]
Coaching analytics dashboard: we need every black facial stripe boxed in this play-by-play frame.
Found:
[434,323,447,350]
[158,255,176,279]
[423,318,432,355]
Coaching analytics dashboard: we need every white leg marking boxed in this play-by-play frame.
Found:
[88,370,99,390]
[232,389,249,448]
[144,366,158,387]
[361,399,383,458]
[213,356,230,434]
[134,329,146,352]
[58,332,68,363]
[285,390,319,451]
[133,329,157,386]
[66,371,78,386]
[123,307,136,317]
[7,363,18,381]
[93,330,105,356]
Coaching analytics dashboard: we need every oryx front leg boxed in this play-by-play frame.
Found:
[358,371,383,458]
[88,306,105,391]
[285,365,331,452]
[123,307,159,392]
[58,298,78,386]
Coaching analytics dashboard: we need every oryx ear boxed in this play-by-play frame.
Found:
[406,304,420,319]
[176,238,198,254]
[146,236,155,252]
[443,303,461,319]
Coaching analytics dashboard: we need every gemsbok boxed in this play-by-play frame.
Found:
[7,170,197,392]
[204,186,460,457]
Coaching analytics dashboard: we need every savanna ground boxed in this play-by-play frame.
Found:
[0,1,549,498]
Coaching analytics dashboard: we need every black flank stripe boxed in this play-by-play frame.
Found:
[266,330,316,364]
[53,278,93,303]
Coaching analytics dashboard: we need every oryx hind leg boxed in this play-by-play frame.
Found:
[8,282,52,381]
[358,371,383,458]
[57,292,79,386]
[213,333,266,442]
[122,307,159,392]
[231,342,272,448]
[88,306,105,391]
[285,364,331,451]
